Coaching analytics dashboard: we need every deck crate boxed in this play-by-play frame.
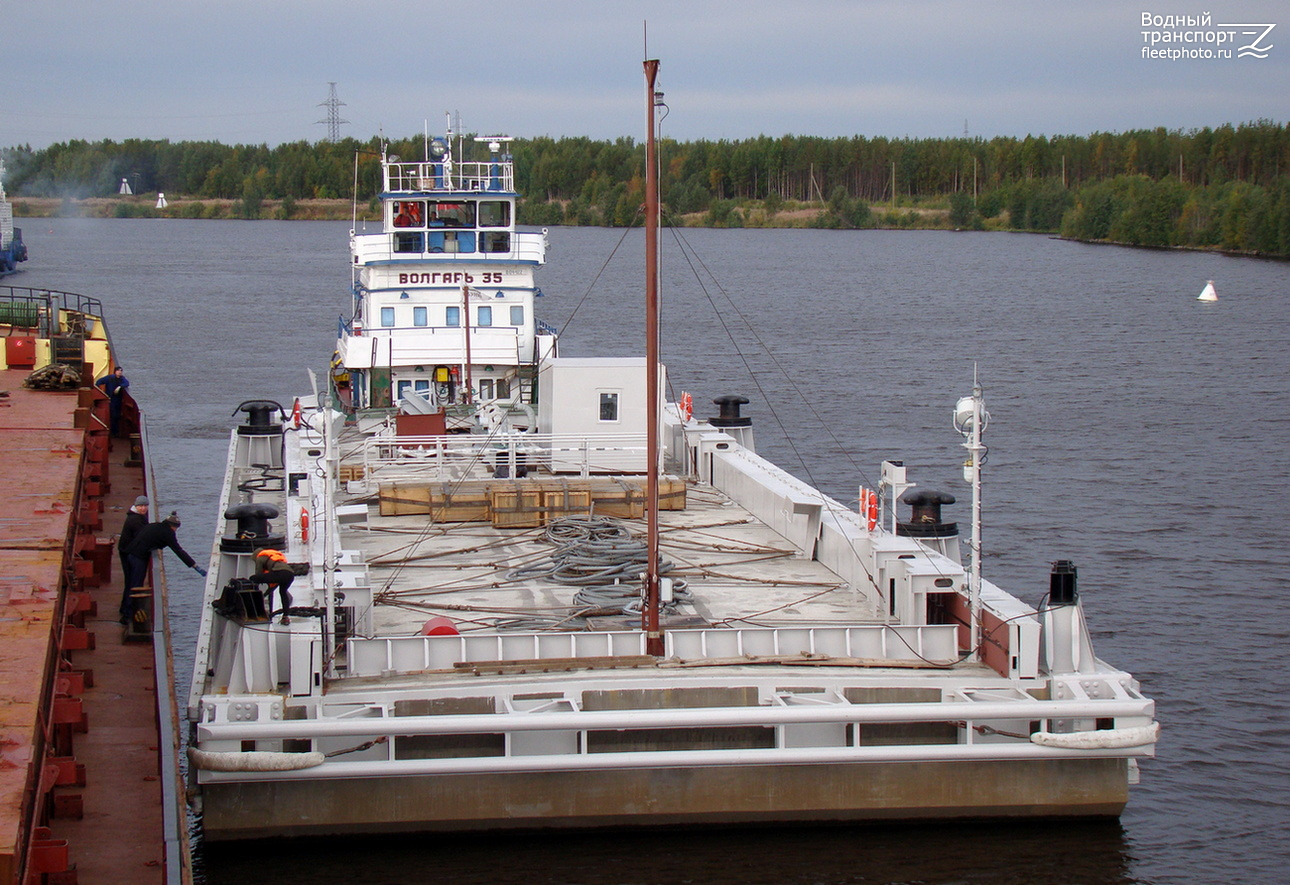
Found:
[488,484,545,528]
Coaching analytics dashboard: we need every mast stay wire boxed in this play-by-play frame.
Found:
[660,220,878,498]
[661,221,973,593]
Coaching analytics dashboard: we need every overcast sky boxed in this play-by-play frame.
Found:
[6,1,1287,150]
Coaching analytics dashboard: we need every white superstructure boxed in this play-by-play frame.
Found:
[336,135,555,423]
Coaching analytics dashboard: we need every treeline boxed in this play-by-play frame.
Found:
[1061,175,1290,254]
[4,120,1290,254]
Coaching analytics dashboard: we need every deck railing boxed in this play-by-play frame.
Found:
[352,229,545,265]
[344,624,960,677]
[362,431,648,481]
[193,680,1158,780]
[0,286,104,336]
[384,159,515,195]
[341,324,526,366]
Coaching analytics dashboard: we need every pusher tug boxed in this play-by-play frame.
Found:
[186,62,1157,840]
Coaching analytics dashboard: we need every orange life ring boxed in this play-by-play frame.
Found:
[291,398,302,429]
[866,490,878,532]
[300,507,310,543]
[680,392,693,422]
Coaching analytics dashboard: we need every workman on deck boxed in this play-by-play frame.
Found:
[117,495,149,621]
[121,511,207,623]
[250,548,295,625]
[94,366,129,437]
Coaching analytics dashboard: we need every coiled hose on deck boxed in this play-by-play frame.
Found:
[506,516,687,613]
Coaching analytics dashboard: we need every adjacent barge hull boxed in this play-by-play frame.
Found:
[200,758,1128,839]
[0,287,188,883]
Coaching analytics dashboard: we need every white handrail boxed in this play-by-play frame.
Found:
[363,432,649,481]
[199,696,1155,742]
[193,738,1158,781]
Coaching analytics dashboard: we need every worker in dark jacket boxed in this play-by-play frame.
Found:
[95,366,130,437]
[250,548,295,625]
[117,496,150,621]
[121,511,207,623]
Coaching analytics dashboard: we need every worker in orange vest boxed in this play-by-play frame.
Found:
[250,548,295,625]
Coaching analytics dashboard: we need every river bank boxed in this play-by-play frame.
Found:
[10,196,368,222]
[9,196,1281,259]
[10,194,966,230]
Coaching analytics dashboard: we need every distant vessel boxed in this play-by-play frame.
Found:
[157,192,169,209]
[186,59,1158,841]
[1198,280,1217,301]
[0,159,28,275]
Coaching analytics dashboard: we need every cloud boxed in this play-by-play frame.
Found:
[5,0,1287,148]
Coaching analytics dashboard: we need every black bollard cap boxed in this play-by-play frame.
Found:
[1050,560,1078,605]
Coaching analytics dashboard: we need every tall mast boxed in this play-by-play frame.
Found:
[643,58,663,657]
[462,285,474,404]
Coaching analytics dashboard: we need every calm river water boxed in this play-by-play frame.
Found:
[14,218,1290,884]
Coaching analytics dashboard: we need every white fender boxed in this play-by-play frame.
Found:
[188,747,325,772]
[1030,722,1159,750]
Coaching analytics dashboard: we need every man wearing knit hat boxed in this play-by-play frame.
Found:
[120,511,207,624]
[117,495,149,622]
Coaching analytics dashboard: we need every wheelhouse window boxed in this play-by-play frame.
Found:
[445,306,460,327]
[476,306,492,327]
[380,307,395,327]
[393,201,425,227]
[599,392,619,422]
[427,201,475,228]
[478,201,510,227]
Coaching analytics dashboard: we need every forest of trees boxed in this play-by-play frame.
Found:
[4,119,1289,256]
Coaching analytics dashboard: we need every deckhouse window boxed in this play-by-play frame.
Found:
[428,231,476,254]
[413,307,427,327]
[396,379,431,402]
[445,306,460,327]
[380,307,395,327]
[482,232,510,253]
[599,392,620,422]
[510,306,524,326]
[478,201,510,227]
[394,232,423,253]
[477,306,493,327]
